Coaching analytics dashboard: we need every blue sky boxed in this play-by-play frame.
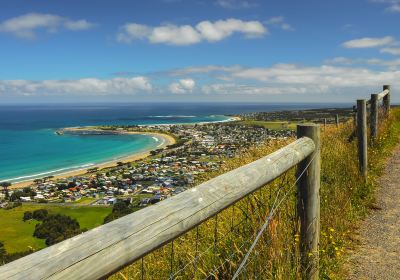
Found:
[0,0,399,103]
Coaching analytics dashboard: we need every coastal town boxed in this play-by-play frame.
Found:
[240,107,355,124]
[0,120,294,210]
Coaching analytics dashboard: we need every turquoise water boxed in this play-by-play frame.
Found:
[0,129,158,182]
[0,102,348,183]
[0,104,232,183]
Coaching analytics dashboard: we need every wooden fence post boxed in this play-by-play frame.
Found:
[335,114,339,127]
[383,85,391,117]
[324,118,327,130]
[357,99,367,178]
[370,94,378,139]
[352,105,357,129]
[297,124,321,280]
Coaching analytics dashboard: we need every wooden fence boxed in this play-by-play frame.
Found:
[0,85,392,280]
[356,85,391,177]
[0,125,321,280]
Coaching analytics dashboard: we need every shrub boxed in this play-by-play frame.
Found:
[32,209,48,221]
[23,211,33,221]
[103,201,133,224]
[33,214,82,245]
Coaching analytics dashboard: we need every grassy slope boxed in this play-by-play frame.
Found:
[70,197,97,205]
[236,120,297,130]
[112,109,400,280]
[2,110,398,277]
[0,204,111,253]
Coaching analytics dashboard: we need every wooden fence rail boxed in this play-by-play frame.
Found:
[0,131,319,280]
[356,85,391,177]
[0,85,392,279]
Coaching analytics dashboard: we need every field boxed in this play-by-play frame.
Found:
[70,197,97,205]
[0,204,111,253]
[111,109,400,279]
[236,120,297,130]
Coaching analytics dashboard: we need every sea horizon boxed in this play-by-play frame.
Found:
[0,102,351,183]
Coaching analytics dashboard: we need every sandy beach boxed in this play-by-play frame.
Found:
[8,116,241,190]
[10,131,176,190]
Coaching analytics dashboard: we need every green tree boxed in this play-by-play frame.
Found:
[32,209,48,221]
[0,182,11,199]
[9,187,36,202]
[23,211,33,221]
[33,214,82,245]
[103,201,133,224]
[22,187,36,197]
[33,179,42,185]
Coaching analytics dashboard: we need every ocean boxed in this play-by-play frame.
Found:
[0,102,349,183]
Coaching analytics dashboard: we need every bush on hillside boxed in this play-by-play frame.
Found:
[33,214,82,245]
[103,201,133,224]
[32,209,48,221]
[23,211,33,221]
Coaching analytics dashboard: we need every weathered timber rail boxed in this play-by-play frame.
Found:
[356,85,391,177]
[0,85,392,280]
[0,132,319,280]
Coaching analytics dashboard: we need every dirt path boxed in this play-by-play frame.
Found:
[346,144,400,279]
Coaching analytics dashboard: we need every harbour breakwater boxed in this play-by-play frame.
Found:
[56,128,124,136]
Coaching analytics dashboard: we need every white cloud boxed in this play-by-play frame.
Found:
[226,64,400,89]
[388,3,400,11]
[167,62,400,90]
[201,83,309,95]
[150,25,201,45]
[371,0,400,12]
[0,13,96,39]
[168,65,243,76]
[117,18,267,45]
[265,16,294,31]
[215,0,258,9]
[199,67,399,99]
[325,57,356,65]
[3,64,399,100]
[0,77,152,96]
[164,63,400,98]
[325,56,400,70]
[342,36,395,48]
[196,19,266,41]
[380,47,400,55]
[266,17,284,25]
[64,19,96,31]
[366,58,400,67]
[169,79,195,94]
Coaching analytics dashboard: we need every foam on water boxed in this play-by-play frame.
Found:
[0,106,232,183]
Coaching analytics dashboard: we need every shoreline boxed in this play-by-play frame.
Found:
[10,131,176,190]
[135,115,241,127]
[7,115,240,190]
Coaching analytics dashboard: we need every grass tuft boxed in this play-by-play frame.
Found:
[112,109,400,279]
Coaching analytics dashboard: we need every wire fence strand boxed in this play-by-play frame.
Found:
[232,149,318,279]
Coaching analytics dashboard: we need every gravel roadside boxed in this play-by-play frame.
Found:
[346,144,400,279]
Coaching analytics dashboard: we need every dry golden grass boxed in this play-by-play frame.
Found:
[110,109,400,280]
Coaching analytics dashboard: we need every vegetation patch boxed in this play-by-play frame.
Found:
[111,109,400,279]
[236,120,297,130]
[103,201,133,224]
[0,204,111,255]
[33,213,83,246]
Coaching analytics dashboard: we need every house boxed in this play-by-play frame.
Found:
[34,194,45,200]
[107,198,117,205]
